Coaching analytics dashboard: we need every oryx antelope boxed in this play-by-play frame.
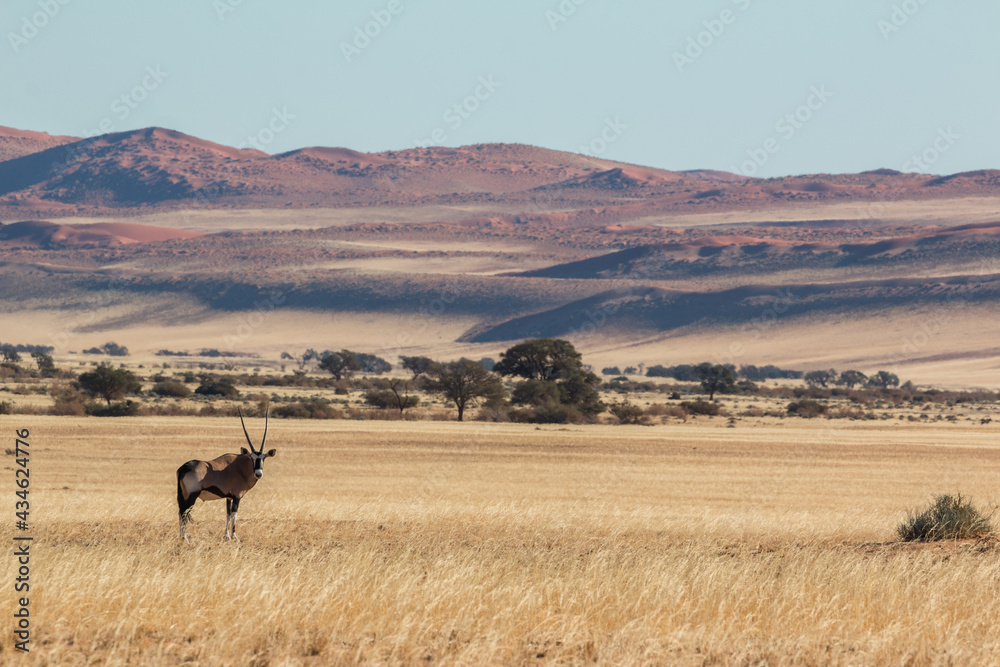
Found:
[176,409,276,542]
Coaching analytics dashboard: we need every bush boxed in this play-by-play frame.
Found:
[787,399,828,418]
[646,403,688,420]
[897,494,993,542]
[88,400,140,417]
[511,379,560,407]
[151,381,192,398]
[608,398,648,425]
[0,401,10,415]
[509,404,582,424]
[601,366,621,376]
[83,341,130,356]
[679,400,720,416]
[271,399,342,419]
[195,377,239,398]
[363,389,419,411]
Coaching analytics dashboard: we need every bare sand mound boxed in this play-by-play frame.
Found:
[0,220,204,247]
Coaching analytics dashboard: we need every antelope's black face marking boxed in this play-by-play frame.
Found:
[251,452,266,478]
[248,448,277,479]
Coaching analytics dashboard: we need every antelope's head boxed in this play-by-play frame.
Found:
[239,408,277,478]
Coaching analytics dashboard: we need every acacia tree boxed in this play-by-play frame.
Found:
[31,352,56,377]
[868,370,900,390]
[355,353,392,375]
[318,350,361,381]
[696,363,737,401]
[493,338,581,381]
[364,377,420,413]
[804,369,837,388]
[838,369,867,388]
[0,345,21,364]
[76,365,141,405]
[422,359,505,421]
[496,338,603,419]
[399,355,434,379]
[282,349,318,371]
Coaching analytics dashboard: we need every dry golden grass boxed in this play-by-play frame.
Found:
[4,417,1000,665]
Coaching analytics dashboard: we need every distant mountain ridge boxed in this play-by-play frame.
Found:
[1,125,998,219]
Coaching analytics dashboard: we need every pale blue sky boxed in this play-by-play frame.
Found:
[1,0,994,177]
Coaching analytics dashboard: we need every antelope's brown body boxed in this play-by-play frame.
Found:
[176,409,276,542]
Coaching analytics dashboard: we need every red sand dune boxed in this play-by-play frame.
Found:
[0,126,79,162]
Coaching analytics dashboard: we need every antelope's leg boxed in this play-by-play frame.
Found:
[230,497,242,541]
[225,498,233,539]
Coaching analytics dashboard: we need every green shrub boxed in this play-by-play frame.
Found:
[151,381,192,398]
[195,377,239,398]
[897,494,993,542]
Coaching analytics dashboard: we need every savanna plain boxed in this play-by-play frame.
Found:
[4,416,1000,665]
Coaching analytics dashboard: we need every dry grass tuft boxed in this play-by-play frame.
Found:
[898,493,994,542]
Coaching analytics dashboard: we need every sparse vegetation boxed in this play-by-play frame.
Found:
[82,341,130,356]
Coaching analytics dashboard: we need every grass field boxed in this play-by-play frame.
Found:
[3,416,1000,665]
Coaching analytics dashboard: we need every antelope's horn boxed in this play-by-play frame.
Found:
[238,408,256,453]
[260,407,269,450]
